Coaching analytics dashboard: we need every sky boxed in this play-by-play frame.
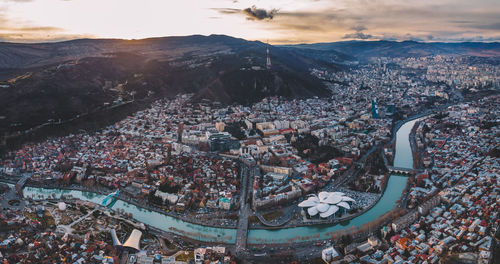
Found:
[0,0,499,44]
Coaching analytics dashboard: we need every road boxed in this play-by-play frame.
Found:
[235,163,255,256]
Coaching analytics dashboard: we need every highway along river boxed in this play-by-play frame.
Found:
[22,118,420,244]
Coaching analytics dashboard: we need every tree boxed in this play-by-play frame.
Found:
[148,191,164,206]
[79,206,88,215]
[159,180,181,193]
[224,122,246,140]
[92,210,101,218]
[403,248,410,258]
[341,234,352,245]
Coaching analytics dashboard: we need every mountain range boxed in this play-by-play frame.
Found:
[283,40,500,61]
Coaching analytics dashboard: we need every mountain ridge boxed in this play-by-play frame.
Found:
[281,40,500,60]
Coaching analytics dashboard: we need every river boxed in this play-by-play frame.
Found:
[22,118,419,245]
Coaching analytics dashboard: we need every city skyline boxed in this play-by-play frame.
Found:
[0,0,499,44]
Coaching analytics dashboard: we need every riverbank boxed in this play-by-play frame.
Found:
[253,188,381,229]
[0,174,240,230]
[21,181,239,230]
[409,120,423,170]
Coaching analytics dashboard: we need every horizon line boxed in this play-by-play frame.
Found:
[1,34,499,46]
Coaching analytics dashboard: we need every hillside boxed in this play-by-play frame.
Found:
[0,35,339,136]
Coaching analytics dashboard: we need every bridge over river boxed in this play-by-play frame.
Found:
[15,173,32,195]
[386,166,423,175]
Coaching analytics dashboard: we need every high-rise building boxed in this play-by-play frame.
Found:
[372,99,379,118]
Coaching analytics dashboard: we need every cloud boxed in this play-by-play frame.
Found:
[213,0,499,43]
[0,33,93,43]
[350,25,366,32]
[343,32,374,39]
[0,7,76,43]
[212,8,240,15]
[0,26,64,32]
[343,24,374,39]
[279,24,323,31]
[242,5,278,20]
[272,1,499,43]
[470,22,500,30]
[212,6,279,21]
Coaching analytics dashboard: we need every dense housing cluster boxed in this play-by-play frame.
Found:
[322,95,499,264]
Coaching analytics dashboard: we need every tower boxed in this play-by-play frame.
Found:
[266,45,271,70]
[177,122,184,143]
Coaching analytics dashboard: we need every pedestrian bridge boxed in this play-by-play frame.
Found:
[102,190,119,207]
[16,173,32,194]
[387,166,422,176]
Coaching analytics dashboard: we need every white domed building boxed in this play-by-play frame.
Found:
[298,191,354,219]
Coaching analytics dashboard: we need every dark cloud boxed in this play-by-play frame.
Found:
[343,25,372,39]
[213,6,279,21]
[377,31,500,43]
[380,36,398,41]
[404,34,425,42]
[212,8,240,15]
[0,33,92,43]
[450,20,474,24]
[277,10,345,21]
[242,5,278,20]
[470,22,500,30]
[343,32,373,39]
[378,33,427,42]
[1,26,64,32]
[280,24,323,31]
[454,35,500,42]
[350,25,366,32]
